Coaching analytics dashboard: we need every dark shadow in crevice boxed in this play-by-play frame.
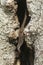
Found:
[8,0,35,65]
[14,40,35,65]
[15,0,31,27]
[20,41,35,65]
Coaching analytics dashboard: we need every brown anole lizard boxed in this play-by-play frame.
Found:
[17,11,27,53]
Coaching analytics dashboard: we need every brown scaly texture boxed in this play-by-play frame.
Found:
[17,11,27,53]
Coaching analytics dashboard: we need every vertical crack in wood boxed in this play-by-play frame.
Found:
[6,0,35,65]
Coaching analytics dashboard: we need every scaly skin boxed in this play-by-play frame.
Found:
[17,11,27,53]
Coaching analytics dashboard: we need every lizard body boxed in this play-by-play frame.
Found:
[17,11,27,52]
